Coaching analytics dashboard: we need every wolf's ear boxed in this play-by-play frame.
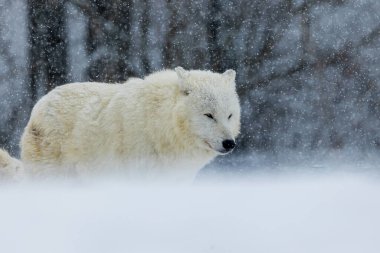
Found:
[223,69,236,83]
[175,66,190,80]
[175,66,191,95]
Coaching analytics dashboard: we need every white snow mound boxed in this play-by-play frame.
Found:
[0,173,379,253]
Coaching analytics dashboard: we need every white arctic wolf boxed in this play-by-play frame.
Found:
[8,67,240,181]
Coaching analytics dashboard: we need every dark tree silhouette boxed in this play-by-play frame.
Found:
[207,0,223,72]
[70,0,133,82]
[27,0,67,103]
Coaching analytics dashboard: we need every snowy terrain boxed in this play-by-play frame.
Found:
[0,171,379,253]
[1,1,380,252]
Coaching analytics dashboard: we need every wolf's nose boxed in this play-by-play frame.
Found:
[222,139,236,152]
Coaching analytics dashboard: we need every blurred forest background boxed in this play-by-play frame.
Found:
[1,0,380,166]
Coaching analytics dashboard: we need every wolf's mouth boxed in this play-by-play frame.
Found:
[204,140,215,151]
[204,140,226,154]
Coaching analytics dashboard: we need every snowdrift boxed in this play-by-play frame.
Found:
[0,172,379,253]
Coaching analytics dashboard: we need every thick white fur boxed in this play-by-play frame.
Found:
[0,149,23,181]
[19,67,240,181]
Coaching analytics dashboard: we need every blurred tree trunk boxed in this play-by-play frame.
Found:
[140,0,150,74]
[27,0,67,103]
[207,0,223,72]
[163,0,182,68]
[83,0,132,82]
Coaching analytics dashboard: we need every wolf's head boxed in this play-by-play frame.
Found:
[175,67,241,155]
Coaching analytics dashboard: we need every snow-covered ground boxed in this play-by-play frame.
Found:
[0,172,379,253]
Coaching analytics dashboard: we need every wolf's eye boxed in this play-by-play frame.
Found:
[228,114,232,120]
[204,113,214,120]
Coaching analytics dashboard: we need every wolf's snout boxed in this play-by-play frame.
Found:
[222,139,236,153]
